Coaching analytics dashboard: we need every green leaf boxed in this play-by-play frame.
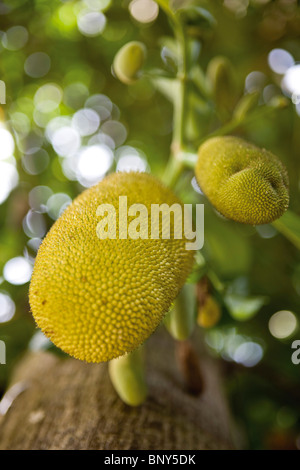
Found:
[151,77,179,103]
[225,294,267,321]
[272,210,300,250]
[177,5,216,28]
[171,0,195,11]
[154,0,173,15]
[233,91,260,122]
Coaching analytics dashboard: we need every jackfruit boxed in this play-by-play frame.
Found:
[195,136,289,225]
[113,41,146,85]
[29,172,194,363]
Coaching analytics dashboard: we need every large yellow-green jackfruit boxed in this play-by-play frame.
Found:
[29,172,194,363]
[195,136,289,225]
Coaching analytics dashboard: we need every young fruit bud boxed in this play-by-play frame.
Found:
[29,172,194,363]
[197,296,221,328]
[195,136,289,225]
[108,348,147,407]
[113,41,146,85]
[164,283,196,341]
[206,56,237,117]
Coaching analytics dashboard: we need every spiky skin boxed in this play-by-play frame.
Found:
[29,172,194,363]
[196,136,289,225]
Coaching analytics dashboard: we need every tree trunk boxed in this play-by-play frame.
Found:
[0,329,234,450]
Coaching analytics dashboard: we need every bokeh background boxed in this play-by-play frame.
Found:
[0,0,300,449]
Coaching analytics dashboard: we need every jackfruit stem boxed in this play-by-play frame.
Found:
[162,12,189,188]
[272,210,300,250]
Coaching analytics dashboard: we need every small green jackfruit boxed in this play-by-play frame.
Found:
[197,296,221,328]
[113,41,146,85]
[108,348,147,407]
[195,136,289,225]
[206,56,237,117]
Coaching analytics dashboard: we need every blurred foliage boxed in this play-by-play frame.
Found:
[0,0,300,449]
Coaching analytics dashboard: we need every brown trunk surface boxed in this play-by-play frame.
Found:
[0,329,233,450]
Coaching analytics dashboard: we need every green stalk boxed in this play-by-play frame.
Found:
[162,14,189,188]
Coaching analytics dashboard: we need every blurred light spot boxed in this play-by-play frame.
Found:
[224,0,249,18]
[77,145,113,187]
[101,120,127,147]
[129,0,159,24]
[269,310,297,339]
[72,108,100,136]
[33,107,61,129]
[64,82,89,109]
[116,155,147,172]
[251,0,270,4]
[29,186,53,213]
[28,409,45,425]
[46,116,71,142]
[191,176,203,194]
[83,0,111,10]
[205,330,224,353]
[47,193,72,220]
[116,146,148,172]
[51,126,81,157]
[245,71,266,93]
[85,94,112,120]
[268,49,294,75]
[0,128,14,160]
[89,132,115,149]
[256,224,277,239]
[277,407,297,429]
[282,65,300,96]
[9,112,31,138]
[262,84,278,104]
[23,210,46,239]
[61,156,77,181]
[77,10,106,37]
[34,84,63,113]
[0,162,19,205]
[24,52,51,78]
[102,21,128,42]
[0,3,11,14]
[0,292,16,323]
[2,25,28,51]
[17,131,43,155]
[22,149,50,175]
[222,332,245,361]
[27,238,42,253]
[233,341,263,367]
[29,331,52,352]
[3,257,32,285]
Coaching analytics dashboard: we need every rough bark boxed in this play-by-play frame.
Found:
[0,329,233,450]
